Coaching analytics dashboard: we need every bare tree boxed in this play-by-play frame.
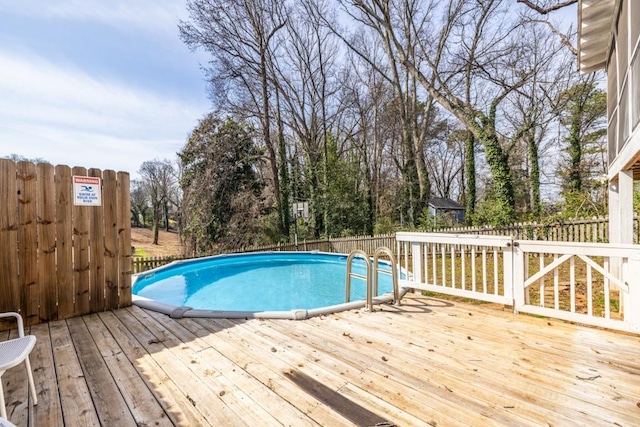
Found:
[516,0,576,15]
[322,0,437,226]
[517,0,578,55]
[337,0,546,224]
[130,180,149,228]
[501,21,573,218]
[138,159,177,245]
[269,0,345,237]
[426,125,465,200]
[180,0,288,237]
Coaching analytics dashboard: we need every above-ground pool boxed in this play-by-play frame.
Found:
[132,251,407,320]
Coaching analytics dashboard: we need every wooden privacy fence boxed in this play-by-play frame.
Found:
[0,159,132,325]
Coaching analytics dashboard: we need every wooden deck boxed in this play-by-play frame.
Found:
[2,295,640,426]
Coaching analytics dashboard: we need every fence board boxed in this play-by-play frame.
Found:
[0,160,19,313]
[37,163,58,321]
[56,165,75,319]
[89,168,105,312]
[72,166,91,315]
[117,171,132,307]
[0,160,131,325]
[17,161,39,324]
[103,170,119,310]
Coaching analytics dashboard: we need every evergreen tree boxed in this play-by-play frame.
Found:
[179,114,264,254]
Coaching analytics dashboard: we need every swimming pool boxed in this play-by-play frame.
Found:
[132,251,407,320]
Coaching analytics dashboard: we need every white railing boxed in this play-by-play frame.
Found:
[396,232,514,305]
[514,240,640,333]
[396,232,640,334]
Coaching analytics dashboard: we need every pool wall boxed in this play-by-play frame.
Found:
[132,292,407,320]
[132,251,409,320]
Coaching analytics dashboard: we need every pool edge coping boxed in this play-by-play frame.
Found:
[133,289,410,320]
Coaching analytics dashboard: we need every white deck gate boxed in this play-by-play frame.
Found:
[396,232,640,333]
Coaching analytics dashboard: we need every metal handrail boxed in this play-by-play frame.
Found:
[373,246,400,305]
[345,250,373,310]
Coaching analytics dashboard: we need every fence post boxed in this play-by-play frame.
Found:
[510,240,524,312]
[411,243,422,284]
[625,250,640,333]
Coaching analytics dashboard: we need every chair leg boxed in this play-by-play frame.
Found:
[24,358,37,406]
[0,376,7,420]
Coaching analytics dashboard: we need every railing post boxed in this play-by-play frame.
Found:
[625,251,640,332]
[511,240,525,313]
[411,243,422,284]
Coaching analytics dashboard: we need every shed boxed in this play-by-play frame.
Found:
[428,197,465,224]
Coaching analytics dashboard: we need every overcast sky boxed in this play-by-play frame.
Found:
[0,0,210,177]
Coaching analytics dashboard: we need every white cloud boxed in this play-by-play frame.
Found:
[0,0,186,37]
[0,49,207,174]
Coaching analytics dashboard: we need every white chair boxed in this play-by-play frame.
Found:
[0,313,37,420]
[0,416,17,427]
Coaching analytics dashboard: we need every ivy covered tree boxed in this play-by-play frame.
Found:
[322,136,371,237]
[179,114,265,254]
[556,79,607,217]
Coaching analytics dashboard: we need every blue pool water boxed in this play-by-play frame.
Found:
[132,252,396,312]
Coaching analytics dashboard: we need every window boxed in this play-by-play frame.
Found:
[608,46,618,120]
[631,0,640,57]
[620,80,630,147]
[633,49,640,130]
[619,0,629,75]
[608,110,618,164]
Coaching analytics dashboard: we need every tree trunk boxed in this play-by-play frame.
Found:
[164,200,170,231]
[275,90,290,238]
[260,50,284,236]
[478,125,515,225]
[465,131,476,224]
[527,131,542,219]
[402,129,420,226]
[308,163,323,238]
[567,113,582,193]
[152,203,160,245]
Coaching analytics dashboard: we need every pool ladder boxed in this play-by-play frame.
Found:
[345,247,400,311]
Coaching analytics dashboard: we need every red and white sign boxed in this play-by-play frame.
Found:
[73,175,102,206]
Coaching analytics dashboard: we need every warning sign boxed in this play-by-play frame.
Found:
[73,175,102,206]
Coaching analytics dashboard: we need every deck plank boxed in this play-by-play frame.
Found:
[189,317,354,426]
[82,314,173,426]
[2,329,28,426]
[1,295,639,426]
[66,316,137,425]
[201,319,376,425]
[212,317,470,426]
[309,306,627,425]
[124,306,247,426]
[217,318,435,426]
[368,300,640,407]
[161,317,320,426]
[261,314,536,426]
[48,319,100,426]
[142,308,291,426]
[98,311,208,426]
[28,323,63,427]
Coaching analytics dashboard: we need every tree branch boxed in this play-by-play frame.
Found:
[517,0,577,15]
